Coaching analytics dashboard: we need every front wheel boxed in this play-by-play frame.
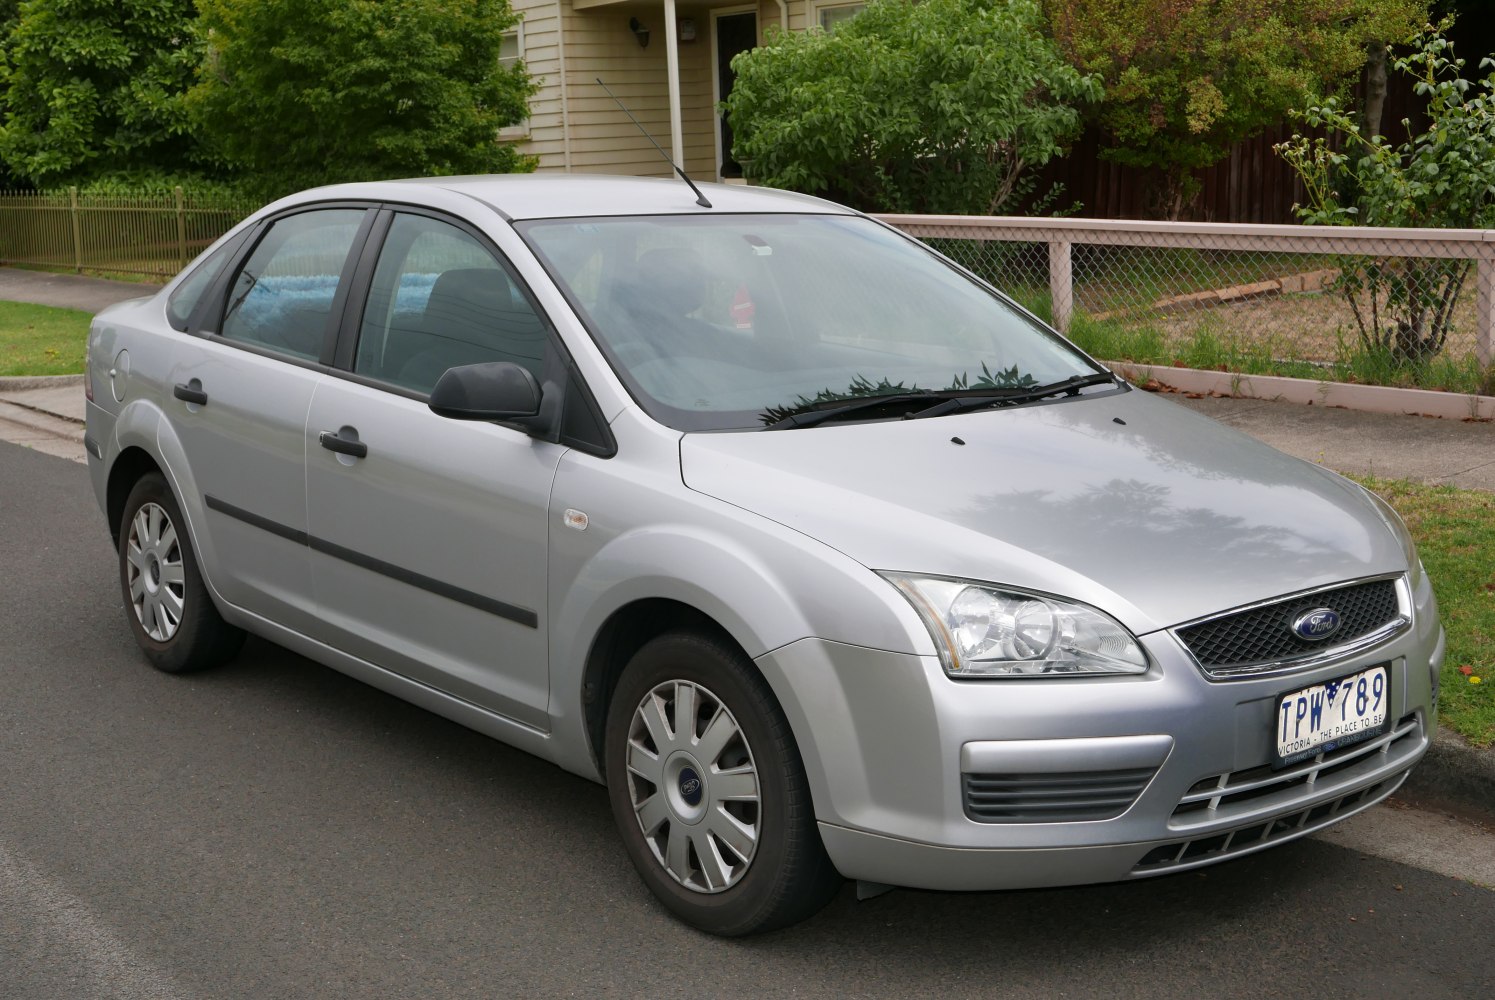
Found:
[118,472,244,673]
[604,631,841,935]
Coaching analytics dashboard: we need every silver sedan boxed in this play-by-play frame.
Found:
[85,175,1442,935]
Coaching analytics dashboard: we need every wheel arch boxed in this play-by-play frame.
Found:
[580,598,741,784]
[106,400,226,612]
[105,446,165,546]
[546,511,925,793]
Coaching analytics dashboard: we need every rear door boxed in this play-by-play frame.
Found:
[166,206,372,630]
[302,210,566,730]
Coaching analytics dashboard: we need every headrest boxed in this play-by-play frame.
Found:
[425,268,512,325]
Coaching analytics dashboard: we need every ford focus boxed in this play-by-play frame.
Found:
[84,176,1442,935]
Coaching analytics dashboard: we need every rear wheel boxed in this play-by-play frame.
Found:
[118,473,244,673]
[604,631,841,935]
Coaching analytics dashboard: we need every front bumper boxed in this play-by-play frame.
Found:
[756,577,1443,892]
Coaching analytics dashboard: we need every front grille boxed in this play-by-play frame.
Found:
[1175,578,1402,675]
[1128,713,1424,875]
[963,767,1156,823]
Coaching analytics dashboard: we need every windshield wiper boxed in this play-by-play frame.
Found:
[905,372,1123,420]
[762,373,1122,430]
[764,392,946,430]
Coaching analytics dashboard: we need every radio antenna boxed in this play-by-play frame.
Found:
[596,78,712,209]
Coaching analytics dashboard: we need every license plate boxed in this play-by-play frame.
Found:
[1274,665,1389,768]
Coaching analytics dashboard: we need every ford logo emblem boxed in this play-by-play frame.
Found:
[678,768,703,806]
[1292,608,1342,641]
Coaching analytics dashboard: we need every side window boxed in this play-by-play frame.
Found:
[354,213,549,395]
[220,209,366,360]
[166,235,243,331]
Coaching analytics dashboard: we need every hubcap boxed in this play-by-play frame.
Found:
[125,502,185,642]
[625,680,761,893]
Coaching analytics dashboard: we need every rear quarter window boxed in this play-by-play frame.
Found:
[166,237,244,331]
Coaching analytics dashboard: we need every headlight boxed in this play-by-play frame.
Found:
[882,574,1148,678]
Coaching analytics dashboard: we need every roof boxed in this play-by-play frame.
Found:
[289,174,856,222]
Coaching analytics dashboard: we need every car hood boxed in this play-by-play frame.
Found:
[679,389,1403,635]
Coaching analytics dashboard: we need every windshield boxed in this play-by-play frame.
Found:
[517,213,1105,431]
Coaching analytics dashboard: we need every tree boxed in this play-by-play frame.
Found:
[1277,21,1495,363]
[0,0,201,186]
[1042,0,1428,218]
[189,0,537,195]
[722,0,1099,215]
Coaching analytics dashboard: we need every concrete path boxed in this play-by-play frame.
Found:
[0,267,161,313]
[1174,393,1495,491]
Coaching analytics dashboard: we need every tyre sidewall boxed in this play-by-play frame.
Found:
[604,632,816,935]
[117,472,228,673]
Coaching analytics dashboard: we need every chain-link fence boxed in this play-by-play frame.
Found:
[0,187,258,278]
[880,215,1495,396]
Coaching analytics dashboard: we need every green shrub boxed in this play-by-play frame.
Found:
[1279,20,1495,367]
[723,0,1099,214]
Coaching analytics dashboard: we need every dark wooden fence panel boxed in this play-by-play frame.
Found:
[1039,70,1427,223]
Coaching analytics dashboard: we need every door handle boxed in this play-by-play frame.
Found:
[173,381,208,405]
[319,428,368,459]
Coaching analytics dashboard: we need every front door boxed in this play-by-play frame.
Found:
[714,11,758,180]
[303,211,564,730]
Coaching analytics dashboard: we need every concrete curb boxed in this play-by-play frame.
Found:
[1401,726,1495,825]
[0,399,85,442]
[0,374,84,391]
[1105,360,1495,422]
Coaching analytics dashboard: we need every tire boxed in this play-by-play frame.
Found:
[604,631,842,935]
[118,472,245,674]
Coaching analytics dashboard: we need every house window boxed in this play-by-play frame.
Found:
[816,3,866,31]
[499,28,522,70]
[498,26,528,139]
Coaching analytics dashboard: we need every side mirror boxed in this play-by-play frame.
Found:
[428,362,542,421]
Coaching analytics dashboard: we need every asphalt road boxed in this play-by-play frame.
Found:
[2,439,1492,999]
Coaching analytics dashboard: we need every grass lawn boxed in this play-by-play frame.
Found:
[0,301,92,376]
[1358,476,1495,747]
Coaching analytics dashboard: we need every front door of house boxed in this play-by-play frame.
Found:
[714,11,757,180]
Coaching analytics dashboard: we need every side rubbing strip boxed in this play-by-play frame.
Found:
[203,494,539,629]
[205,494,307,545]
[306,534,539,628]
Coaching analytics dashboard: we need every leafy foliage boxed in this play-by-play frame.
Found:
[0,0,202,186]
[723,0,1099,215]
[1042,0,1427,217]
[189,0,537,196]
[1278,21,1495,362]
